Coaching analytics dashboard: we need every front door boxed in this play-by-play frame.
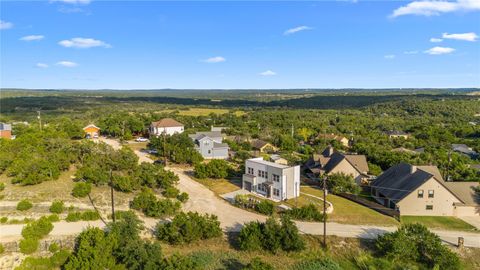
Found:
[244,181,252,192]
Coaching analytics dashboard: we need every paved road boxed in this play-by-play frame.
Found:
[2,138,479,248]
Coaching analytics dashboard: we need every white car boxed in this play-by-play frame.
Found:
[135,137,149,142]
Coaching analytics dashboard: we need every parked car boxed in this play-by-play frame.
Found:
[135,137,149,142]
[145,149,158,154]
[154,159,166,165]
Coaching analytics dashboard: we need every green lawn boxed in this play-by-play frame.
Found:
[194,177,242,195]
[401,216,477,231]
[299,186,399,226]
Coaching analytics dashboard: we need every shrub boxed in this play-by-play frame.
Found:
[49,200,64,214]
[0,182,5,191]
[327,173,360,195]
[46,214,60,222]
[21,216,54,240]
[0,243,4,254]
[284,204,326,222]
[81,210,101,221]
[376,223,460,269]
[19,238,39,254]
[162,186,180,198]
[244,258,275,270]
[0,217,7,223]
[16,199,33,211]
[194,160,230,179]
[177,192,189,202]
[255,200,275,215]
[131,188,181,218]
[291,258,342,270]
[155,212,222,244]
[65,212,82,222]
[48,242,60,253]
[72,182,91,198]
[238,216,304,253]
[15,250,70,270]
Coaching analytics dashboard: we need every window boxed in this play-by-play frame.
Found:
[258,171,262,177]
[426,205,433,210]
[273,174,280,182]
[265,172,268,179]
[417,190,424,198]
[208,150,211,154]
[428,190,434,198]
[273,188,280,197]
[247,167,254,175]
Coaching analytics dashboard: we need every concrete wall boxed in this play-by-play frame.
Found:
[454,205,480,217]
[397,178,461,216]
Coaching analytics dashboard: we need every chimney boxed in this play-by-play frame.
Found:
[410,165,417,174]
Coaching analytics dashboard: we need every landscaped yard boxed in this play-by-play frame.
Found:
[401,216,477,231]
[194,177,242,196]
[298,186,399,226]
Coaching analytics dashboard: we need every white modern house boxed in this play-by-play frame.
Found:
[149,118,184,136]
[189,131,229,159]
[242,157,300,201]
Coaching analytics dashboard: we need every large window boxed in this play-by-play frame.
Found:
[273,188,280,197]
[273,174,280,182]
[417,190,424,198]
[247,167,254,175]
[428,190,434,198]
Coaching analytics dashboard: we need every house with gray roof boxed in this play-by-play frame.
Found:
[452,144,478,159]
[371,163,479,217]
[189,131,229,159]
[305,146,370,185]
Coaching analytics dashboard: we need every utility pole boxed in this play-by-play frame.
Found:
[323,175,327,248]
[109,169,115,222]
[37,110,42,131]
[291,124,294,137]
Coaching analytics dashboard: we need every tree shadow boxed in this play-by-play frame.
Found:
[220,258,245,270]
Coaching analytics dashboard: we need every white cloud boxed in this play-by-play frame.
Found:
[442,32,478,41]
[390,0,480,18]
[430,38,443,42]
[59,37,111,48]
[284,26,313,35]
[259,70,276,76]
[384,54,396,59]
[20,35,45,41]
[202,56,226,63]
[0,20,13,30]
[56,61,78,67]
[53,0,91,4]
[424,46,455,55]
[36,63,49,68]
[404,50,419,54]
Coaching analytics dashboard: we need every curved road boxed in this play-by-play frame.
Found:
[1,138,479,248]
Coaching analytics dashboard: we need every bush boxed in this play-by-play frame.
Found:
[66,212,82,222]
[19,238,39,254]
[244,258,274,270]
[291,258,342,270]
[15,249,71,270]
[1,217,7,223]
[48,242,60,253]
[72,182,91,198]
[255,200,275,215]
[162,186,180,198]
[194,160,230,179]
[21,216,54,240]
[327,173,360,195]
[131,188,181,218]
[284,204,326,222]
[0,243,4,254]
[0,182,5,191]
[16,199,33,211]
[238,216,304,253]
[177,192,189,203]
[155,212,222,244]
[376,223,460,269]
[46,214,60,222]
[49,200,64,214]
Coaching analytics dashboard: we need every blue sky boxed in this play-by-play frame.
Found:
[1,0,479,89]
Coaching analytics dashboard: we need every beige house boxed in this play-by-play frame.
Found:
[317,133,350,147]
[371,163,479,217]
[386,130,410,139]
[305,147,369,185]
[251,139,278,153]
[149,118,184,136]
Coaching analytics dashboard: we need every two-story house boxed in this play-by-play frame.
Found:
[242,157,300,201]
[189,131,229,159]
[371,163,479,217]
[149,118,184,136]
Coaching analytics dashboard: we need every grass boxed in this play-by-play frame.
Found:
[177,108,245,116]
[401,216,477,231]
[194,177,242,195]
[298,186,399,226]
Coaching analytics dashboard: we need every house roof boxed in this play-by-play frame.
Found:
[189,131,223,141]
[372,163,436,202]
[443,182,480,206]
[213,142,229,148]
[323,152,368,174]
[386,130,409,136]
[151,118,183,128]
[247,157,290,169]
[0,123,12,131]
[270,154,286,161]
[252,139,271,149]
[452,144,477,155]
[83,124,100,130]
